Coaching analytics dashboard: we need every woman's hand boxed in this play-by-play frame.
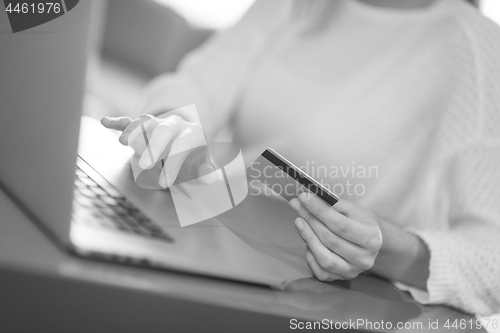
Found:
[289,192,383,282]
[101,114,217,188]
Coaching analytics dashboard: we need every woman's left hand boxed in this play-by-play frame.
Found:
[289,192,383,282]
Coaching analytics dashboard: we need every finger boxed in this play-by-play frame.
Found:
[170,126,219,184]
[289,197,315,224]
[297,192,369,246]
[139,116,184,170]
[197,162,220,185]
[298,191,345,226]
[332,200,362,219]
[294,217,328,255]
[295,217,353,278]
[101,116,132,131]
[197,145,220,185]
[308,219,372,269]
[119,115,154,146]
[126,117,159,153]
[290,197,351,240]
[290,199,364,261]
[127,124,147,152]
[294,217,351,276]
[157,129,195,188]
[158,150,191,188]
[305,249,341,282]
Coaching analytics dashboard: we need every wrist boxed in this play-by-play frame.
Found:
[371,220,430,289]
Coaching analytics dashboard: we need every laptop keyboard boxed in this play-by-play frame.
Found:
[72,161,173,242]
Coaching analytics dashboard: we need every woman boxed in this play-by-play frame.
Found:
[102,0,500,315]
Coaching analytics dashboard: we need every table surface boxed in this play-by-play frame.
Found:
[0,118,486,333]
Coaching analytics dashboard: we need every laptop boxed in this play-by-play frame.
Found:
[0,1,308,289]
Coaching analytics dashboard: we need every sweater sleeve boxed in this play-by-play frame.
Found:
[138,0,292,139]
[396,14,500,316]
[401,143,500,316]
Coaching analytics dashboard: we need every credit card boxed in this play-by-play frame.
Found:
[247,148,339,206]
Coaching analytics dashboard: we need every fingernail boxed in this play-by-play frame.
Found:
[294,218,305,231]
[299,192,310,205]
[159,174,166,188]
[289,198,301,211]
[159,171,172,187]
[159,169,165,187]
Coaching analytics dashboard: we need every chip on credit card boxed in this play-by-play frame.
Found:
[247,148,339,206]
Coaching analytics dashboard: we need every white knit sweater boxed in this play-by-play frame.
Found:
[141,0,500,316]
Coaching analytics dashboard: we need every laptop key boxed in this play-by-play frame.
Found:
[121,216,141,228]
[75,178,87,188]
[77,187,97,198]
[101,196,118,206]
[74,195,94,208]
[90,186,108,197]
[72,163,173,243]
[79,176,98,187]
[75,168,87,178]
[116,199,139,212]
[100,185,123,198]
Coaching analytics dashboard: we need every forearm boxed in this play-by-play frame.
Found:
[370,219,430,289]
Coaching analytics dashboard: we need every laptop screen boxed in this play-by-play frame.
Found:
[0,1,92,245]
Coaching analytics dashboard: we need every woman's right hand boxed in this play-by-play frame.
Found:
[101,114,218,188]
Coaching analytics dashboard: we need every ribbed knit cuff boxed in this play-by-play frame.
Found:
[393,230,459,307]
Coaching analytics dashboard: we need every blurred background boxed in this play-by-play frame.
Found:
[83,0,500,120]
